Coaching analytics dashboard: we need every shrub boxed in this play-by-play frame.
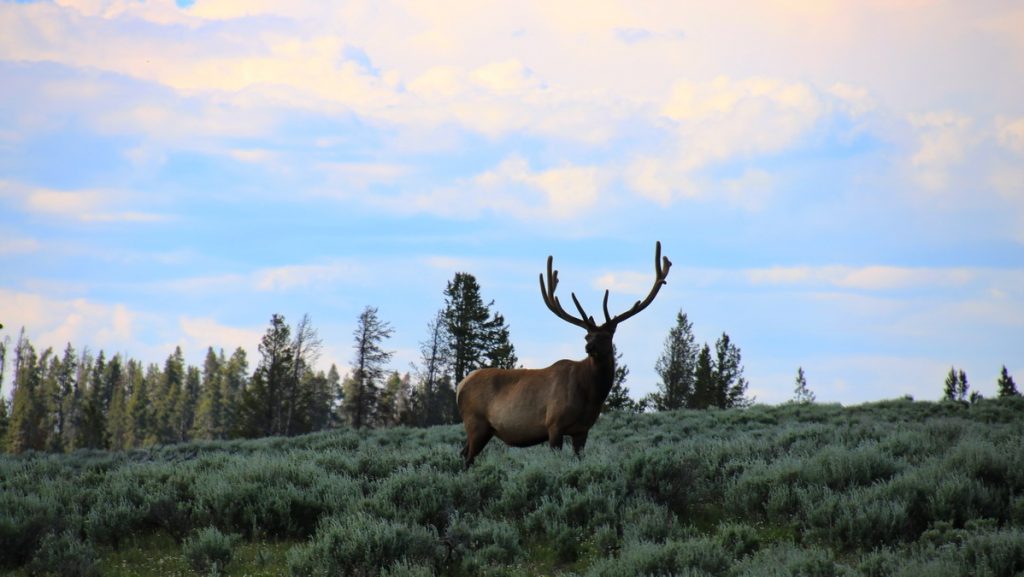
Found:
[27,530,99,577]
[182,526,238,576]
[287,513,442,577]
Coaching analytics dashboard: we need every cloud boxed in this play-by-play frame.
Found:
[907,111,973,191]
[254,261,364,292]
[368,156,603,221]
[996,116,1024,155]
[178,315,262,358]
[0,289,139,353]
[746,265,979,291]
[2,182,170,223]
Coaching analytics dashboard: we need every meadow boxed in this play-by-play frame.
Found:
[2,398,1024,577]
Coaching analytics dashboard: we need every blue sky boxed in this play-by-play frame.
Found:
[1,0,1022,404]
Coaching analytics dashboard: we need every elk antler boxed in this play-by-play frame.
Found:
[604,241,671,328]
[539,242,671,332]
[540,255,598,331]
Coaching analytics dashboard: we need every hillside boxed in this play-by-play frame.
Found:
[3,398,1024,577]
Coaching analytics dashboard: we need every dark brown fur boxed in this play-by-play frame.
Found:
[456,243,670,468]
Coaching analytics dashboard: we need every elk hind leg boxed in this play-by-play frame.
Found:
[463,420,494,469]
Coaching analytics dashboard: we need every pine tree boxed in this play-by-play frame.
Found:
[221,348,249,438]
[713,333,750,408]
[242,315,294,437]
[997,366,1019,398]
[131,363,161,447]
[651,311,698,411]
[192,348,225,440]
[177,365,201,441]
[691,344,716,410]
[326,364,343,429]
[415,310,457,426]
[792,367,815,404]
[5,332,46,453]
[0,396,8,448]
[943,367,970,403]
[106,355,130,450]
[76,351,108,449]
[604,346,639,412]
[442,273,517,384]
[345,306,393,429]
[287,314,322,436]
[44,343,78,452]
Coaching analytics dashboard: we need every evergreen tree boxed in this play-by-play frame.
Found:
[691,344,716,409]
[128,363,159,447]
[378,371,415,427]
[301,369,333,432]
[44,343,78,452]
[240,315,294,437]
[943,366,970,402]
[177,365,200,441]
[651,311,698,411]
[76,351,108,449]
[997,365,1019,398]
[5,332,46,453]
[152,347,185,444]
[415,310,457,426]
[604,346,639,412]
[792,366,815,404]
[287,314,323,436]
[106,355,130,450]
[192,348,224,440]
[345,306,393,429]
[5,332,46,452]
[713,333,749,408]
[442,273,517,384]
[326,364,343,429]
[0,396,8,448]
[221,348,249,438]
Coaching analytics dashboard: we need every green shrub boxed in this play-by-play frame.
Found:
[27,530,99,577]
[182,526,238,576]
[287,513,441,577]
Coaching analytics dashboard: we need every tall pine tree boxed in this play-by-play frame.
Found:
[651,311,698,411]
[997,366,1019,398]
[241,314,294,437]
[442,273,517,384]
[415,310,457,426]
[345,306,393,429]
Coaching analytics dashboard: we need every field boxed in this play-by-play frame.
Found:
[3,398,1024,577]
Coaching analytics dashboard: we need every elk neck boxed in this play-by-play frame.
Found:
[584,343,616,401]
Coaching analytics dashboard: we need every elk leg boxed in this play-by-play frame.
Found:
[463,422,494,469]
[547,425,564,451]
[571,433,588,458]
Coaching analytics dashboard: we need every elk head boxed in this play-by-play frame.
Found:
[456,242,671,468]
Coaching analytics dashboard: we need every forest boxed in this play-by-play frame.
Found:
[2,398,1023,576]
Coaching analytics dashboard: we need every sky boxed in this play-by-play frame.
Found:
[1,0,1022,405]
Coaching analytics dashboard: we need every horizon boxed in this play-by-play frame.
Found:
[1,1,1022,405]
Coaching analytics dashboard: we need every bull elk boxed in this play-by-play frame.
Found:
[456,242,671,468]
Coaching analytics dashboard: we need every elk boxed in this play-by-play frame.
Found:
[456,242,671,468]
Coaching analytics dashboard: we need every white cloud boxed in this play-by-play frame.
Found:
[996,116,1024,155]
[0,289,139,353]
[907,111,973,191]
[254,261,364,292]
[369,156,603,221]
[7,183,170,223]
[178,316,262,359]
[747,265,979,291]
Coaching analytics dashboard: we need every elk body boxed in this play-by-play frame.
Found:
[456,242,671,468]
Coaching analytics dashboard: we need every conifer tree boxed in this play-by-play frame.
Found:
[345,306,393,429]
[0,396,8,448]
[106,355,130,450]
[943,366,970,402]
[651,311,698,411]
[192,348,224,440]
[792,367,815,404]
[997,365,1019,398]
[77,351,108,449]
[45,343,78,452]
[715,333,750,408]
[241,315,294,437]
[5,333,46,453]
[690,344,716,409]
[443,273,517,383]
[416,310,457,426]
[604,346,639,412]
[221,348,248,437]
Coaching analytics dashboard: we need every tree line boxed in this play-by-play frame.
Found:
[0,272,519,454]
[0,272,760,454]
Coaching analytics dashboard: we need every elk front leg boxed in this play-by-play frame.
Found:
[571,432,588,458]
[463,419,494,469]
[547,424,565,451]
